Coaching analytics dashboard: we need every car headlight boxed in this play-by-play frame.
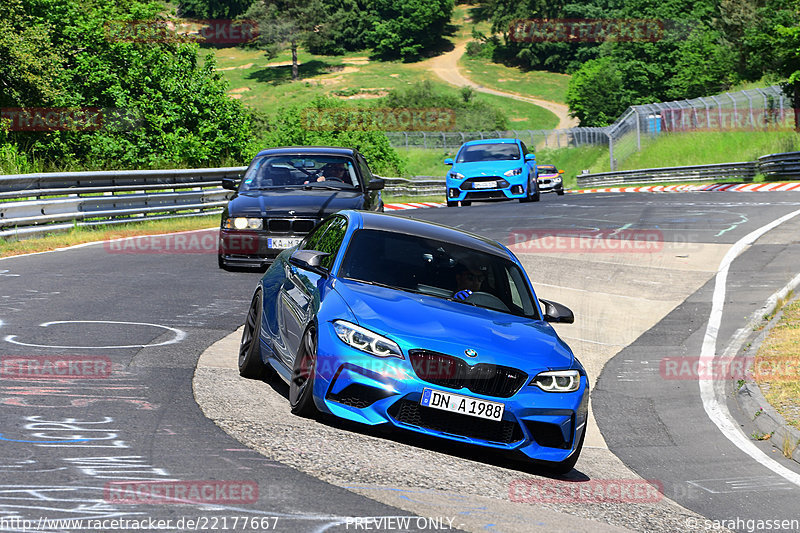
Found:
[333,320,403,359]
[224,217,262,230]
[448,172,465,180]
[504,167,523,177]
[553,176,562,182]
[530,370,580,392]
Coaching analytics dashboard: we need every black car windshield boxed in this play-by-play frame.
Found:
[339,229,540,319]
[239,155,359,191]
[456,143,521,163]
[537,165,557,173]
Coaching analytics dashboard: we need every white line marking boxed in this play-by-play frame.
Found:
[699,207,800,487]
[3,320,186,349]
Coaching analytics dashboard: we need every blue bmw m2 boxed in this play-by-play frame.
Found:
[445,138,539,207]
[238,210,588,473]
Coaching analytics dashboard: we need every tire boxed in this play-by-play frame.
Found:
[544,425,585,475]
[531,184,541,202]
[289,327,318,418]
[238,291,272,380]
[556,187,565,196]
[218,255,228,270]
[460,200,471,206]
[519,182,532,203]
[446,200,458,207]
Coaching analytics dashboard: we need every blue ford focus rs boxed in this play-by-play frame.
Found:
[238,210,588,473]
[445,138,539,207]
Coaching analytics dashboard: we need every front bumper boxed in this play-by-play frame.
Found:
[218,229,305,269]
[537,176,563,192]
[311,324,589,463]
[446,175,529,202]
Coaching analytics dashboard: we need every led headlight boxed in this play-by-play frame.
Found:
[530,370,580,392]
[224,217,262,230]
[333,320,403,358]
[449,172,465,180]
[504,167,523,177]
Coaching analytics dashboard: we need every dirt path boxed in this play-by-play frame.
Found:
[426,42,578,130]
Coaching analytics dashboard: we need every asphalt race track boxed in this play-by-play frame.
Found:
[2,191,800,532]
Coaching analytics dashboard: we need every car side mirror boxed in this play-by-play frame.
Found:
[540,299,574,324]
[525,154,536,162]
[444,158,454,165]
[289,249,330,275]
[367,178,385,191]
[222,178,239,191]
[558,169,564,174]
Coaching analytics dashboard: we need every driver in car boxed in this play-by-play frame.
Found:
[306,162,350,184]
[453,263,485,300]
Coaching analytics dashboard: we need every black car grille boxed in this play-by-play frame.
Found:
[388,398,523,444]
[461,177,509,190]
[464,191,506,200]
[409,350,527,398]
[265,218,318,234]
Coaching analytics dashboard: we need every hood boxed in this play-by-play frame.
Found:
[333,280,575,372]
[452,160,524,177]
[228,189,364,218]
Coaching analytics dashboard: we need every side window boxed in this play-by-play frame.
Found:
[520,141,529,156]
[302,218,335,251]
[356,155,373,185]
[302,216,348,271]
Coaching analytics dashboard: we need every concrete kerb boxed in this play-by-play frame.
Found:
[733,280,800,465]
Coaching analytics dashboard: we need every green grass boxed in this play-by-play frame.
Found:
[459,58,571,104]
[601,131,800,174]
[0,215,219,258]
[399,148,453,177]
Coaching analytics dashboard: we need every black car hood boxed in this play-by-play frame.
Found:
[228,189,365,217]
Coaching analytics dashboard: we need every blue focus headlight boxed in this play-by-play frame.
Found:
[530,370,580,392]
[449,172,465,180]
[504,167,523,177]
[333,320,403,359]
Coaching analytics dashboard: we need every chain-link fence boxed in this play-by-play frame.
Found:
[386,85,793,171]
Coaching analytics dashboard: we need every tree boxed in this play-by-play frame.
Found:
[245,0,325,81]
[565,57,627,126]
[366,0,454,61]
[178,0,255,19]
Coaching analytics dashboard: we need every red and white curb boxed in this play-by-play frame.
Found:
[383,202,445,211]
[571,182,800,194]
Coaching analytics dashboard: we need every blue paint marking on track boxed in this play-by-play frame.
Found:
[0,433,90,443]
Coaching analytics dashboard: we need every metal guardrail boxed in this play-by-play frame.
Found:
[0,168,444,239]
[758,151,800,180]
[576,161,758,187]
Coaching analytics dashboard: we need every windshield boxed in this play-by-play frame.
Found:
[537,165,557,173]
[339,229,539,319]
[239,155,359,191]
[456,143,521,163]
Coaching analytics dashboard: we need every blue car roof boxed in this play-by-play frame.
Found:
[255,146,357,158]
[461,138,521,147]
[345,211,512,259]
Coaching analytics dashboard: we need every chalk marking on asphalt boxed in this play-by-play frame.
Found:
[3,320,186,349]
[714,213,749,238]
[699,207,800,487]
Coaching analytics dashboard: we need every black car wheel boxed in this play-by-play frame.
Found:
[290,327,318,418]
[446,200,458,207]
[238,290,273,379]
[531,182,541,202]
[460,200,472,206]
[556,187,565,196]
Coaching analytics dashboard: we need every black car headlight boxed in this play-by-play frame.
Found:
[224,217,262,230]
[333,320,403,359]
[530,370,580,392]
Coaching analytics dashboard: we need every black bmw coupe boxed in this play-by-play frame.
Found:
[218,146,385,270]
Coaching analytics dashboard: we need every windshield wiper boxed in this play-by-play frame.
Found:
[302,184,355,191]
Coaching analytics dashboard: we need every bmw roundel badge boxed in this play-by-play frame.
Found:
[465,349,478,358]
